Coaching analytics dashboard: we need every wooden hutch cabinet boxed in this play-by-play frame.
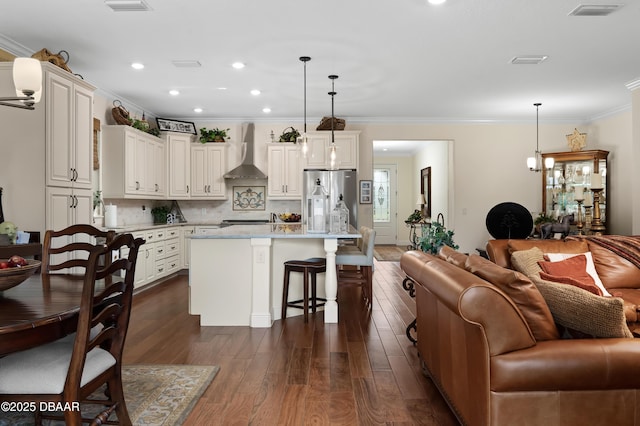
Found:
[541,150,609,234]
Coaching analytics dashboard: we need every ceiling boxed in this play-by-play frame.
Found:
[1,0,639,128]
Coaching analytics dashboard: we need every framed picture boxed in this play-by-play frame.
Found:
[156,118,197,134]
[360,180,372,204]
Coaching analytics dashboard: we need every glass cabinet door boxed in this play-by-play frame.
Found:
[541,150,608,234]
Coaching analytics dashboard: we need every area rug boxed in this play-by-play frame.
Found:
[0,364,219,426]
[374,245,408,262]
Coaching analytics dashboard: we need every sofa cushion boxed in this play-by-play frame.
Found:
[465,254,559,341]
[438,245,468,268]
[510,246,544,277]
[531,276,633,338]
[544,252,611,296]
[508,239,589,255]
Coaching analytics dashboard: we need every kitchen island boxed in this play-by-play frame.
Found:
[189,223,361,327]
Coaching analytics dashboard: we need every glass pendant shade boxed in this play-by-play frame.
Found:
[544,157,555,169]
[13,58,42,98]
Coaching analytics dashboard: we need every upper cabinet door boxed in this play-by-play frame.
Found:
[301,131,360,170]
[46,72,73,187]
[72,84,94,189]
[45,70,94,189]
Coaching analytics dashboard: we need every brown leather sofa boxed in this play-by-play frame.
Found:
[401,247,640,426]
[487,238,640,331]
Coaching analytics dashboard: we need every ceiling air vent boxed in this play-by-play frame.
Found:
[510,55,548,65]
[568,4,622,16]
[104,0,152,12]
[172,60,202,68]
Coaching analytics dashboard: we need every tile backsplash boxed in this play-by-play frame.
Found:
[103,198,302,227]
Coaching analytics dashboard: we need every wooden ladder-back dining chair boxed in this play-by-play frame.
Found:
[42,224,116,274]
[336,226,376,305]
[0,233,144,426]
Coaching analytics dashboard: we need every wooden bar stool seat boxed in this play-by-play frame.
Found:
[282,257,327,322]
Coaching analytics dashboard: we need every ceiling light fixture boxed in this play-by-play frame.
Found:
[232,62,245,69]
[262,107,271,113]
[104,0,151,12]
[193,107,203,113]
[511,55,548,65]
[250,89,261,96]
[428,0,447,4]
[569,4,622,16]
[328,74,339,170]
[297,56,311,157]
[169,89,179,96]
[527,103,554,172]
[171,60,201,68]
[131,62,144,70]
[0,57,42,110]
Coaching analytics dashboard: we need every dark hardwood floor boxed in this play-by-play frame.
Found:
[123,259,458,425]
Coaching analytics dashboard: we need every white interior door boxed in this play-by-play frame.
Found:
[373,165,397,245]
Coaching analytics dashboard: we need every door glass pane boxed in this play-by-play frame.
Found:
[373,169,390,222]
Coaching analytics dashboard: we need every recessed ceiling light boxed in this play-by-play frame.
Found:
[217,87,227,91]
[510,55,548,65]
[262,107,271,113]
[250,89,261,96]
[104,0,151,12]
[232,62,245,69]
[193,108,203,113]
[169,90,180,96]
[428,0,446,4]
[131,62,144,70]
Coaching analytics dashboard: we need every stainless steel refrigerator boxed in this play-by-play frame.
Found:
[303,169,358,229]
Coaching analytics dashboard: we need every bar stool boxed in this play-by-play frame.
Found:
[282,257,327,322]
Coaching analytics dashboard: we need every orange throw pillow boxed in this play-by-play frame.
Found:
[538,272,603,296]
[538,254,593,282]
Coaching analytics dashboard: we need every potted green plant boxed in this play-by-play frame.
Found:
[151,205,171,224]
[199,127,230,143]
[278,127,300,142]
[418,222,459,255]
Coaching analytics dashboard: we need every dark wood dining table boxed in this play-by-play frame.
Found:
[0,273,109,357]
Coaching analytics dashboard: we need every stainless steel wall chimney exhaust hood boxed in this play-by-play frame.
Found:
[224,123,267,179]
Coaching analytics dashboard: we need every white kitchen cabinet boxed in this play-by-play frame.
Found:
[302,131,360,170]
[45,69,94,190]
[165,132,192,199]
[267,143,302,199]
[102,125,166,199]
[191,144,227,199]
[0,62,95,235]
[45,187,93,237]
[131,226,183,288]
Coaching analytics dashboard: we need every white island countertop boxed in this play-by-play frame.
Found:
[189,224,361,327]
[190,223,360,239]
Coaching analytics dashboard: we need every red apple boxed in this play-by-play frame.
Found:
[8,255,27,267]
[0,261,9,269]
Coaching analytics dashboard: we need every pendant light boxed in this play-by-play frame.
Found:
[328,74,338,170]
[298,56,311,157]
[527,103,554,172]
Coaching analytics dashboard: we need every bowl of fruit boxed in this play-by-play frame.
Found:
[279,213,301,223]
[0,256,41,291]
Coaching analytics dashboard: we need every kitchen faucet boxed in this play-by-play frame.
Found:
[270,212,277,223]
